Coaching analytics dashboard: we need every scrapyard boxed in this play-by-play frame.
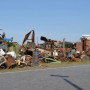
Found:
[0,31,90,69]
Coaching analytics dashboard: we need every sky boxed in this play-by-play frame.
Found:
[0,0,90,44]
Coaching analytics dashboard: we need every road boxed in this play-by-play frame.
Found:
[0,65,90,90]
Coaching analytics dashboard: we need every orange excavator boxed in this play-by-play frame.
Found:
[21,30,35,56]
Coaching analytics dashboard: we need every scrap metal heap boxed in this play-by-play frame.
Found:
[20,30,35,66]
[0,30,39,68]
[16,30,39,67]
[40,36,62,63]
[39,36,90,62]
[0,31,90,69]
[0,32,16,68]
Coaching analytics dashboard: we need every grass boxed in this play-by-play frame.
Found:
[0,61,90,73]
[40,61,90,68]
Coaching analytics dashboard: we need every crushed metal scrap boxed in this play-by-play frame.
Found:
[0,31,90,69]
[0,49,17,69]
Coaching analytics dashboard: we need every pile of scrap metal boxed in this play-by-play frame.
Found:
[0,32,17,69]
[0,30,39,68]
[17,30,39,67]
[0,49,17,69]
[40,36,56,56]
[67,50,90,62]
[15,55,33,67]
[39,36,61,62]
[0,49,32,69]
[16,30,34,67]
[59,38,90,62]
[72,53,89,62]
[72,52,82,62]
[55,48,90,62]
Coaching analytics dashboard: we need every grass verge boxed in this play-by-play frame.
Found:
[0,61,90,73]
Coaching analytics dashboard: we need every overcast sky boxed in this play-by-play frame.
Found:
[0,0,90,44]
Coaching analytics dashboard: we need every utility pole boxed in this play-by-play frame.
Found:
[37,37,38,46]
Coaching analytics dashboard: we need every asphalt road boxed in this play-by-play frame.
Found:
[0,65,90,90]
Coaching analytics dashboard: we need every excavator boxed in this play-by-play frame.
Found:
[21,30,35,56]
